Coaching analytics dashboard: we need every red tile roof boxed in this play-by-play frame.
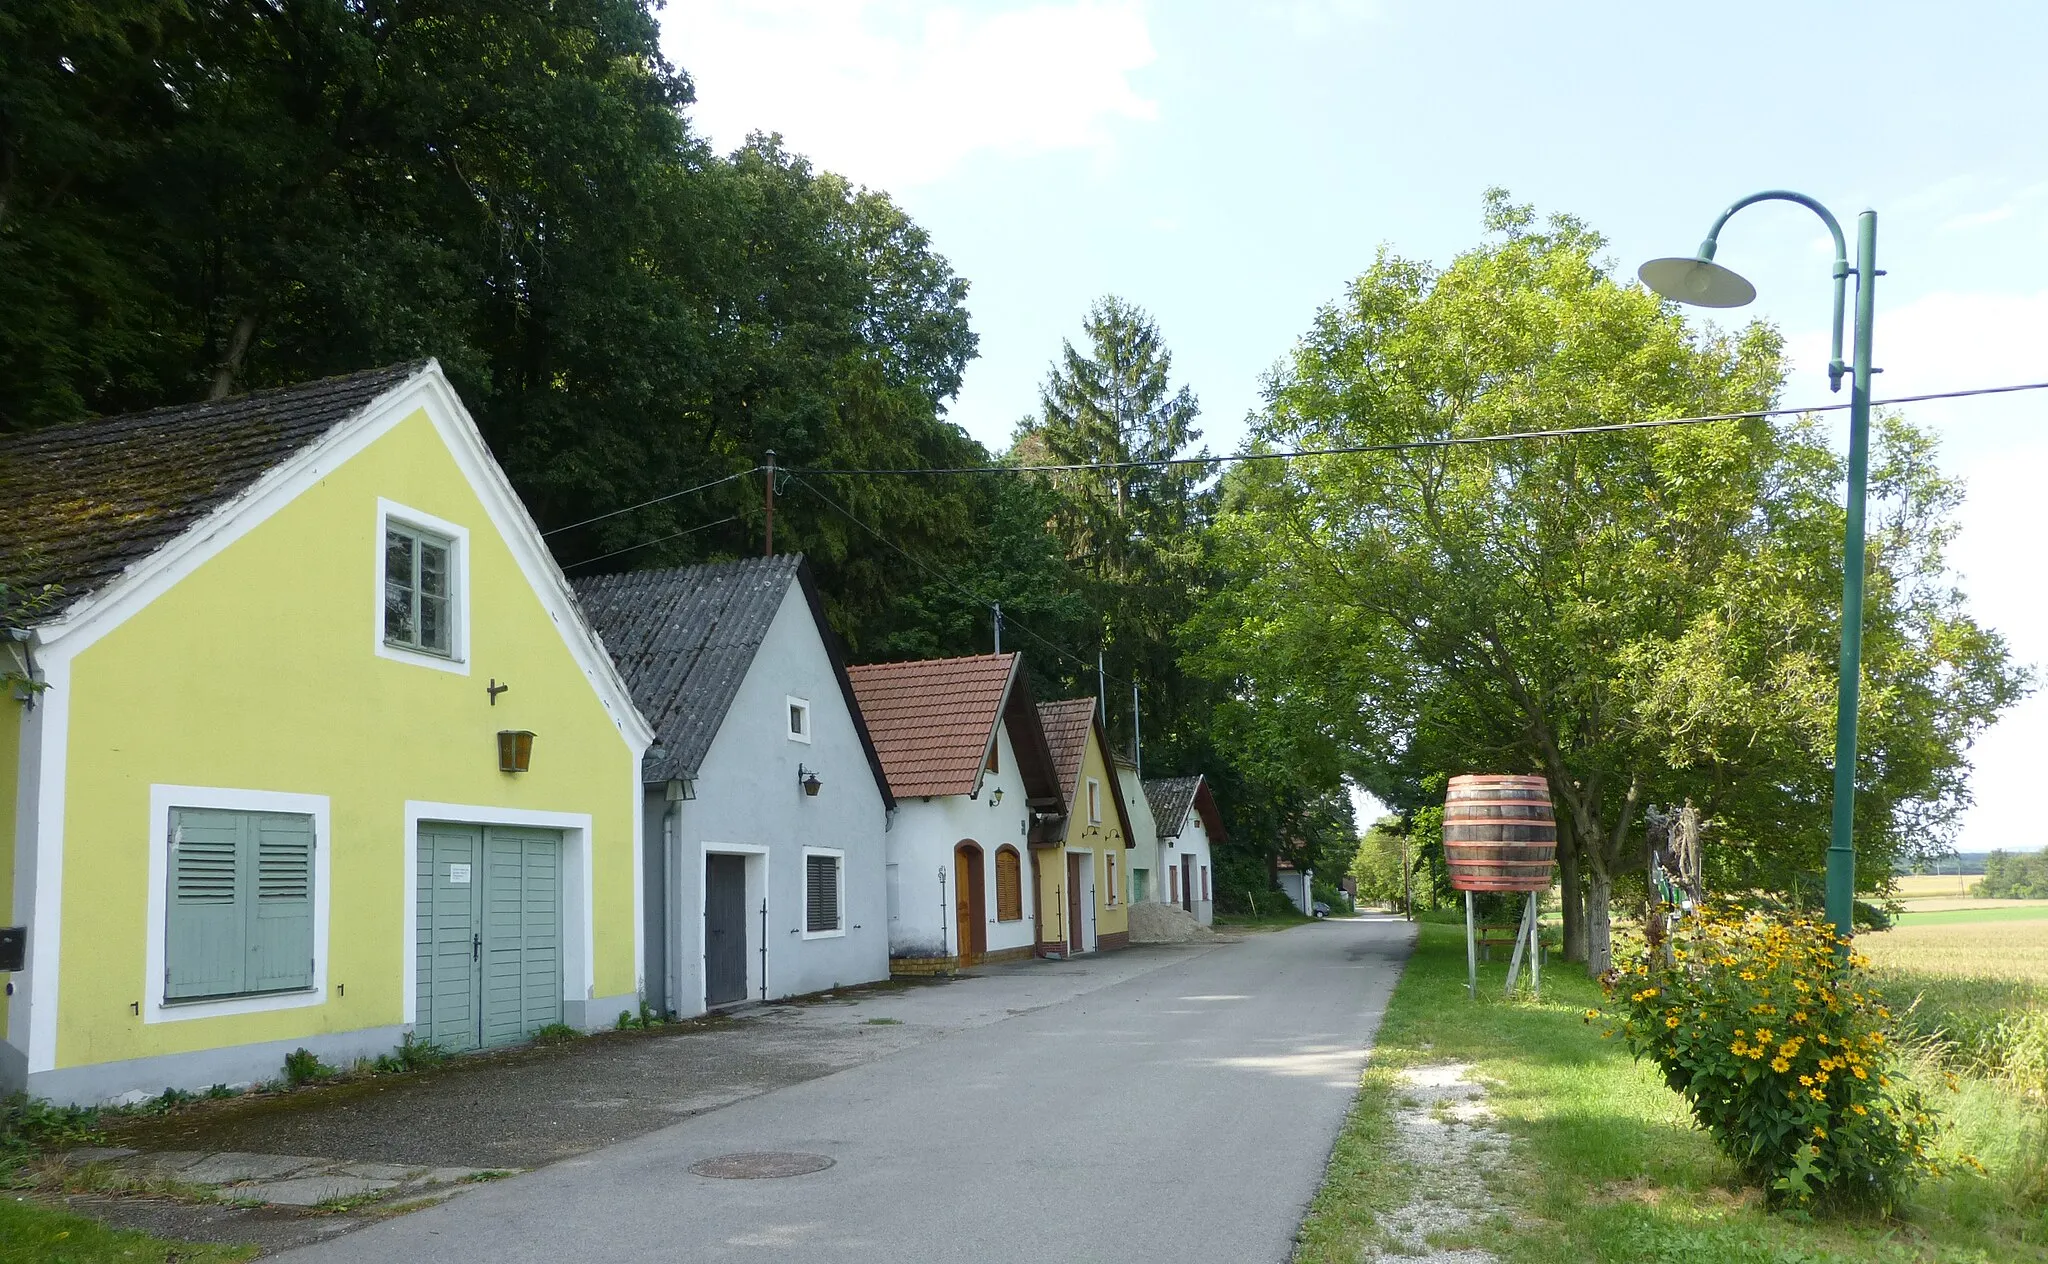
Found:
[1037,698,1097,801]
[847,653,1020,798]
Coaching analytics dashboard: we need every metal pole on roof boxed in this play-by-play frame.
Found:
[993,602,1002,655]
[1097,650,1106,727]
[763,450,776,557]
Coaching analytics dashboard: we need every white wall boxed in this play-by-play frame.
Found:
[1166,812,1217,926]
[1116,765,1160,905]
[1277,868,1314,916]
[886,724,1038,958]
[653,582,891,1014]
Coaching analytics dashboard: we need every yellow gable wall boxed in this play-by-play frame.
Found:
[1030,725,1130,947]
[1076,727,1129,939]
[55,407,639,1070]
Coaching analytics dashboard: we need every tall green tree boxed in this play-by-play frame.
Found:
[1196,193,2026,972]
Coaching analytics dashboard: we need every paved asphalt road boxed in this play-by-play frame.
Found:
[279,917,1415,1264]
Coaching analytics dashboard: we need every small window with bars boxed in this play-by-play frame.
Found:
[1086,778,1102,824]
[384,521,456,656]
[804,852,843,935]
[1106,852,1118,905]
[995,846,1023,921]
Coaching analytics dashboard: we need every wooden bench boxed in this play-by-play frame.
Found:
[1476,922,1552,964]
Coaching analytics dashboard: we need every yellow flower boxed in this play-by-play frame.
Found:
[1585,1009,1600,1020]
[1799,1075,1814,1087]
[1810,1088,1827,1101]
[1665,1015,1681,1028]
[1853,1066,1867,1080]
[1771,1057,1791,1073]
[1812,1125,1827,1138]
[1852,1104,1868,1116]
[1739,971,1756,981]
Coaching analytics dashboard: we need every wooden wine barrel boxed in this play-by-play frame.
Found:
[1443,774,1556,892]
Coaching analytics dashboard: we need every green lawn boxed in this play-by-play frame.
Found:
[1296,922,2048,1263]
[0,1197,254,1264]
[1896,905,2048,926]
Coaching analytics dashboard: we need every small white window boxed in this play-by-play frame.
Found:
[375,500,469,673]
[803,848,844,937]
[1086,777,1102,824]
[787,696,812,743]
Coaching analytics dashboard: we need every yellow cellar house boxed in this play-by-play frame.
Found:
[0,362,653,1104]
[1033,698,1136,955]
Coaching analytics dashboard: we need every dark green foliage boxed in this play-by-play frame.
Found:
[281,1047,334,1086]
[1977,851,2048,900]
[0,1092,102,1163]
[371,1033,449,1073]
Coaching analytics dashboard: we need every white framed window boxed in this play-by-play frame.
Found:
[144,785,331,1024]
[375,499,470,674]
[803,847,845,938]
[786,695,812,743]
[1105,851,1118,906]
[1086,777,1102,824]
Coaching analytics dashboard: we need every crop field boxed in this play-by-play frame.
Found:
[1894,872,1983,900]
[1862,911,2048,982]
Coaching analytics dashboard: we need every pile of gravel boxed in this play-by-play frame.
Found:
[1128,902,1215,944]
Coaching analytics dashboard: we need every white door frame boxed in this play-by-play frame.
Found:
[697,842,768,1012]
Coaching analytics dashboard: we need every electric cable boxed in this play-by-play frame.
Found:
[541,468,756,537]
[560,515,741,573]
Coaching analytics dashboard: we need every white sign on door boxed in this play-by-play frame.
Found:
[449,863,472,885]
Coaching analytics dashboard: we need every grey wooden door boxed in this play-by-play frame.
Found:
[705,853,748,1005]
[417,823,562,1051]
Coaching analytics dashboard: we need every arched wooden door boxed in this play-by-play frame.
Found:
[954,842,986,965]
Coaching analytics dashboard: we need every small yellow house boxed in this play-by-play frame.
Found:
[1034,698,1135,955]
[0,361,653,1104]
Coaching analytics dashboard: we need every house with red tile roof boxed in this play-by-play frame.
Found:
[1144,774,1228,926]
[845,653,1065,970]
[1033,698,1139,955]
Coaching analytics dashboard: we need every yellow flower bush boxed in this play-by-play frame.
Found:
[1599,903,1949,1210]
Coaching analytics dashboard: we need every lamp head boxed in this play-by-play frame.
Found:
[1639,255,1756,309]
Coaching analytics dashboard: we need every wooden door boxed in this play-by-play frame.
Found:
[954,843,985,964]
[1182,859,1194,912]
[1067,852,1086,953]
[417,823,482,1051]
[480,827,561,1048]
[705,853,748,1004]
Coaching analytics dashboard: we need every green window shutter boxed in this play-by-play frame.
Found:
[247,813,315,993]
[806,855,840,933]
[166,809,249,1000]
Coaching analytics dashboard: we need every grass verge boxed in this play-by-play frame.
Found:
[0,1196,255,1264]
[1296,922,2048,1263]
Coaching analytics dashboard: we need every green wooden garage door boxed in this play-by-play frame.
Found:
[416,823,562,1052]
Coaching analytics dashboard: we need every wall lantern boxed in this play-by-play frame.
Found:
[797,764,823,796]
[497,730,535,774]
[989,787,1004,807]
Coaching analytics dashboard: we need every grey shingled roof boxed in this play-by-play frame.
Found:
[572,556,890,803]
[0,363,427,616]
[1146,774,1226,844]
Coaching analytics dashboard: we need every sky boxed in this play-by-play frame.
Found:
[659,0,2048,854]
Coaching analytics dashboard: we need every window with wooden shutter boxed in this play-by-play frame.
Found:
[1105,852,1118,906]
[805,853,841,933]
[166,807,315,1001]
[994,846,1022,921]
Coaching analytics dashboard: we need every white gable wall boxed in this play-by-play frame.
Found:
[1117,766,1160,904]
[653,581,890,1014]
[885,723,1038,959]
[1165,813,1216,926]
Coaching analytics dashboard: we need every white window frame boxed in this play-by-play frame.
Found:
[375,498,471,675]
[1086,777,1102,824]
[144,784,332,1024]
[1105,850,1119,906]
[786,695,812,744]
[801,846,846,939]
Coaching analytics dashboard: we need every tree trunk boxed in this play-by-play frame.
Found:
[1558,814,1587,963]
[209,312,258,400]
[1586,864,1615,975]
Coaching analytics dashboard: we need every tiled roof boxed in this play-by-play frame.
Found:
[0,363,426,616]
[571,555,889,801]
[847,653,1020,798]
[1145,776,1201,837]
[1146,774,1227,844]
[1037,698,1097,801]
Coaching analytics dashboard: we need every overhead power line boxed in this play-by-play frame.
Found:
[787,473,1129,689]
[541,468,756,537]
[560,515,740,573]
[786,379,2048,477]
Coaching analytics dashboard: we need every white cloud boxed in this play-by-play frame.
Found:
[662,1,1158,188]
[1254,0,1380,36]
[1943,205,2016,231]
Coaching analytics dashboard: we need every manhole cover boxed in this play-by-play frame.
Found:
[688,1152,835,1179]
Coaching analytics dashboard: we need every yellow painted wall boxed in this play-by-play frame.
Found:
[0,699,18,924]
[54,408,640,1070]
[1030,725,1132,948]
[1076,727,1129,940]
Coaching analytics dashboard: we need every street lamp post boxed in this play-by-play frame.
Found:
[1640,191,1877,944]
